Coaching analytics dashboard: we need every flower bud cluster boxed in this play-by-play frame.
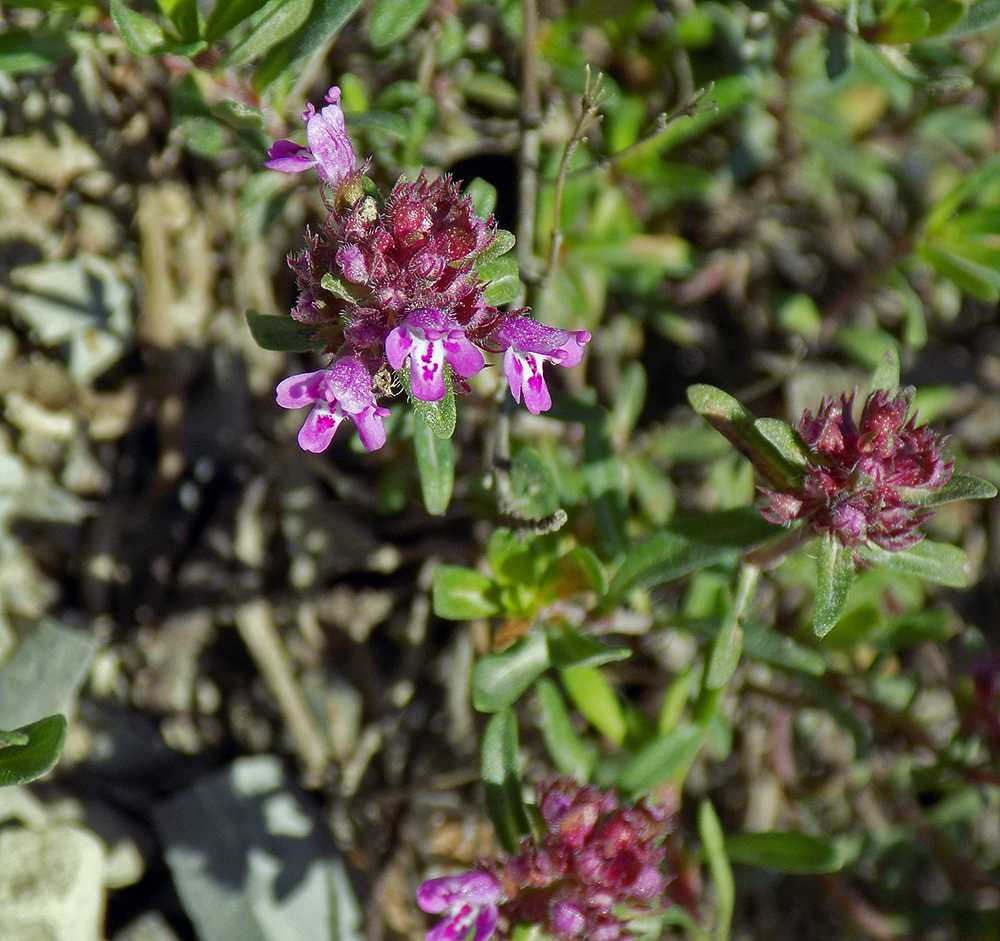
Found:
[265,86,591,452]
[760,388,954,557]
[418,778,674,941]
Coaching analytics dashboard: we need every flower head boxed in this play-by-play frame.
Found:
[386,308,485,402]
[760,388,954,556]
[265,86,355,189]
[417,872,501,941]
[276,358,389,452]
[487,778,673,941]
[491,317,591,415]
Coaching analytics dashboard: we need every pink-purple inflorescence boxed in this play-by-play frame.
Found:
[264,86,591,452]
[760,387,954,557]
[418,778,675,941]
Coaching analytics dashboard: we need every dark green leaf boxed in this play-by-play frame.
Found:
[0,715,67,788]
[618,724,704,793]
[741,622,826,675]
[253,0,363,91]
[224,0,312,65]
[205,0,271,41]
[935,0,1000,39]
[413,412,454,516]
[561,546,609,597]
[560,665,627,746]
[856,540,970,587]
[398,366,457,438]
[608,508,783,602]
[472,632,550,712]
[705,619,743,691]
[546,625,630,670]
[825,27,853,80]
[157,0,200,40]
[724,831,843,874]
[923,0,966,36]
[368,0,433,47]
[109,0,168,54]
[950,207,1000,235]
[898,473,997,506]
[245,309,325,352]
[699,801,735,941]
[432,565,500,620]
[687,384,804,489]
[813,536,855,638]
[481,710,531,853]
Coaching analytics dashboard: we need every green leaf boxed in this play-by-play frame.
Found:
[877,7,930,43]
[856,540,970,587]
[753,418,808,469]
[608,508,783,602]
[253,0,363,91]
[705,619,743,692]
[741,622,826,676]
[477,228,517,263]
[507,447,561,520]
[618,724,704,793]
[813,536,855,638]
[109,0,168,54]
[205,0,270,40]
[472,632,550,712]
[0,715,68,788]
[0,730,28,748]
[562,546,609,597]
[687,384,804,489]
[699,801,735,941]
[368,0,433,47]
[413,412,454,516]
[481,709,531,853]
[478,253,522,307]
[868,346,901,396]
[920,244,1000,302]
[398,366,457,438]
[825,27,853,80]
[560,664,627,746]
[935,0,1000,39]
[724,831,843,874]
[923,0,966,36]
[245,308,325,352]
[546,625,630,670]
[950,207,1000,235]
[535,678,597,781]
[224,0,313,65]
[0,29,75,72]
[465,178,497,220]
[926,153,1000,229]
[432,565,500,620]
[899,473,998,506]
[157,0,200,40]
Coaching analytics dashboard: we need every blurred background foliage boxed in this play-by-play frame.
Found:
[2,0,1000,940]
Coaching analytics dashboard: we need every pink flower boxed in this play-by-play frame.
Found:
[275,358,389,452]
[417,872,501,941]
[760,388,954,556]
[385,308,485,402]
[491,317,591,415]
[264,86,355,189]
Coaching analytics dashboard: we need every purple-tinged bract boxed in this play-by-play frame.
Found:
[760,388,954,557]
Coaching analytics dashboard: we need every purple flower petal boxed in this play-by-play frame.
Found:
[385,325,414,371]
[263,138,315,174]
[275,370,326,409]
[409,335,447,401]
[298,401,344,453]
[305,86,355,188]
[352,404,390,451]
[443,334,485,379]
